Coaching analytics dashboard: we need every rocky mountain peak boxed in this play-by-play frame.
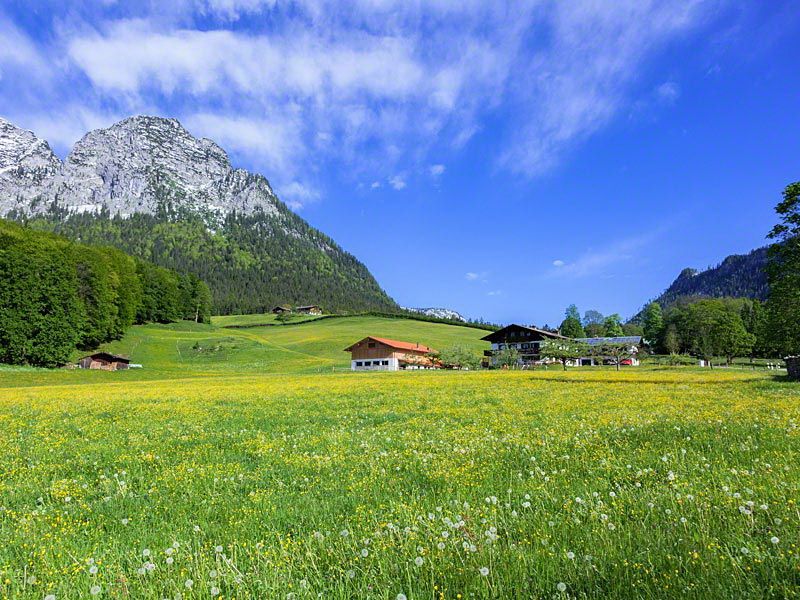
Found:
[0,115,281,221]
[0,117,62,211]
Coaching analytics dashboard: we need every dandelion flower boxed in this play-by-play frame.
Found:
[90,585,101,596]
[121,518,129,526]
[45,596,56,600]
[214,545,223,553]
[557,582,567,592]
[566,551,575,560]
[185,579,194,589]
[479,567,489,576]
[415,556,423,567]
[397,594,407,600]
[210,587,220,596]
[771,536,779,544]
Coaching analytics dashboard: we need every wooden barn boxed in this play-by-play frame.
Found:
[78,352,131,371]
[271,305,292,314]
[344,336,436,371]
[296,305,323,315]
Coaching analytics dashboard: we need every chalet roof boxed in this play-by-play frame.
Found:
[83,352,130,362]
[343,336,434,354]
[296,305,321,310]
[481,324,566,343]
[575,336,642,346]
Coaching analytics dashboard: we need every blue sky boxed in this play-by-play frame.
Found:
[1,1,798,325]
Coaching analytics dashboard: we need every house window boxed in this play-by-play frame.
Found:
[355,361,363,367]
[382,360,389,366]
[521,343,529,349]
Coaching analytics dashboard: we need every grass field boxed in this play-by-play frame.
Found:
[0,317,798,599]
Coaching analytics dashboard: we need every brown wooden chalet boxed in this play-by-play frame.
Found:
[296,305,323,315]
[78,352,131,371]
[481,324,566,367]
[271,305,292,314]
[344,336,436,371]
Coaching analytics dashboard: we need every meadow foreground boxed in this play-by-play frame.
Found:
[0,369,797,599]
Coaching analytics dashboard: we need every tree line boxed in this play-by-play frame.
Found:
[0,219,211,367]
[13,207,398,315]
[547,182,799,367]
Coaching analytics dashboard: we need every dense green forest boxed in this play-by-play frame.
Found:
[14,207,398,315]
[0,219,211,366]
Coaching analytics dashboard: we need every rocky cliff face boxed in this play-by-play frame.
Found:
[0,117,61,212]
[0,115,282,221]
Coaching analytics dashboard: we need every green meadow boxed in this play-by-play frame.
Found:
[0,316,798,599]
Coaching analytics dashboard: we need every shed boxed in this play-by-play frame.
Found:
[78,352,131,371]
[296,305,323,315]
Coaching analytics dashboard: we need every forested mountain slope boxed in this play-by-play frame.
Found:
[633,246,769,320]
[0,116,397,314]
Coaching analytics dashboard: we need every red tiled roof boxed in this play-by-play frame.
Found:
[344,336,434,353]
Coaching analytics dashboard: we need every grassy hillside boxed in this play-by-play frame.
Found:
[0,369,797,599]
[0,315,490,387]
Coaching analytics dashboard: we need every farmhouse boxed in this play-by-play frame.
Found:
[78,352,131,371]
[271,305,292,314]
[296,305,323,315]
[344,336,436,371]
[481,324,566,367]
[572,336,642,366]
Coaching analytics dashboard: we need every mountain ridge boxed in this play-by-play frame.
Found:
[632,245,769,320]
[0,115,398,315]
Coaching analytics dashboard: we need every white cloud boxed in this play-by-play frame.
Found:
[487,290,503,296]
[370,181,381,189]
[277,181,320,210]
[549,232,660,278]
[465,272,479,281]
[0,1,724,194]
[389,175,406,190]
[498,1,717,175]
[656,81,681,104]
[183,111,303,176]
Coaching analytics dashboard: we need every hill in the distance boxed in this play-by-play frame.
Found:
[0,115,397,315]
[634,246,769,319]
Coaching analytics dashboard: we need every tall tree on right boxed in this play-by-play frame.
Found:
[765,182,800,357]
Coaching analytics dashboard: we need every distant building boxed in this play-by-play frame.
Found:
[78,352,131,371]
[271,305,292,314]
[481,324,566,367]
[296,305,323,315]
[572,336,642,366]
[344,336,436,371]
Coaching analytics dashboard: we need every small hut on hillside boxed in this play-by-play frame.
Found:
[78,353,131,371]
